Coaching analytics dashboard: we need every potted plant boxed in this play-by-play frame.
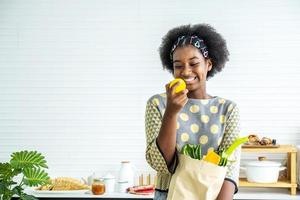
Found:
[0,150,50,200]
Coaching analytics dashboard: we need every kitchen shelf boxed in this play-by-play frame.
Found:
[240,178,297,188]
[239,145,297,195]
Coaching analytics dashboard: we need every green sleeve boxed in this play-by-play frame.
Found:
[145,100,170,174]
[219,105,241,193]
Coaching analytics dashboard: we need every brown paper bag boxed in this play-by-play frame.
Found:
[167,154,226,200]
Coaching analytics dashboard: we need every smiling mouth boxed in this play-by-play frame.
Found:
[184,77,197,84]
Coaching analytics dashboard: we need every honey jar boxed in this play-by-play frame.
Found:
[92,178,105,195]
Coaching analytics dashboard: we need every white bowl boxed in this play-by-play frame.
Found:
[241,160,285,183]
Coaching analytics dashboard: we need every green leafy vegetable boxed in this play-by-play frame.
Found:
[181,136,248,167]
[181,144,202,160]
[218,137,249,166]
[0,151,50,200]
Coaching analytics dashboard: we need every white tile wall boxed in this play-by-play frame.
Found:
[0,0,300,181]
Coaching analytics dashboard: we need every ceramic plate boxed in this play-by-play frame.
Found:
[30,189,89,194]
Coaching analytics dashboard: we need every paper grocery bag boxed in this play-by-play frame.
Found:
[167,154,226,200]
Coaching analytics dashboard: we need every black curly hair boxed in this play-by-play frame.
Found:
[159,24,229,79]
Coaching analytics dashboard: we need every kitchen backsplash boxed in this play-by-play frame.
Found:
[0,0,299,178]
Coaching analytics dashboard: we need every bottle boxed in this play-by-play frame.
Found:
[92,178,105,195]
[118,161,135,187]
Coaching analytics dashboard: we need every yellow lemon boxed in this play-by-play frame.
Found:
[169,78,186,93]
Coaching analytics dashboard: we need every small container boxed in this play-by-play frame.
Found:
[92,178,105,195]
[102,173,115,193]
[117,181,129,193]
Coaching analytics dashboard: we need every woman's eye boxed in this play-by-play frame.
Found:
[191,63,199,66]
[174,65,183,69]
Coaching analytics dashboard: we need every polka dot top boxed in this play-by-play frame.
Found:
[145,93,241,193]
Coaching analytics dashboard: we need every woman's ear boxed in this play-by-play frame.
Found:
[207,59,213,71]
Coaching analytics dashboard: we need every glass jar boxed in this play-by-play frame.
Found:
[92,178,105,195]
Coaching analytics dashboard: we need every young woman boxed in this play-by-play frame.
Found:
[145,24,241,200]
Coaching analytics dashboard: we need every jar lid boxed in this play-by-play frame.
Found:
[102,173,115,180]
[246,160,281,167]
[93,178,103,182]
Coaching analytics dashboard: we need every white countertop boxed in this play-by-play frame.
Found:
[25,189,153,199]
[25,188,300,199]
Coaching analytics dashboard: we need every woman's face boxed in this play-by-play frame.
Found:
[172,45,212,93]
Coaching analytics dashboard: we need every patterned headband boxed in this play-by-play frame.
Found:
[170,35,209,60]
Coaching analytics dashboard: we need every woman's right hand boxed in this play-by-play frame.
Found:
[165,82,188,116]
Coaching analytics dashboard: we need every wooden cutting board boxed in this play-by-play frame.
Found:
[242,144,280,148]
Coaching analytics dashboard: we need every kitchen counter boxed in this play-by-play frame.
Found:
[235,188,300,199]
[21,189,153,200]
[18,188,300,200]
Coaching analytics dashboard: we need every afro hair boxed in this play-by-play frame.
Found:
[159,24,229,79]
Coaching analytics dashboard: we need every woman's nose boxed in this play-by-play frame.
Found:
[181,66,191,76]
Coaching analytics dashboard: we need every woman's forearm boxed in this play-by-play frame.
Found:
[216,180,235,200]
[156,110,178,166]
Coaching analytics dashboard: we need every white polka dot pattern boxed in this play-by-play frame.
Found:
[189,105,200,113]
[145,94,240,191]
[179,113,189,121]
[190,124,199,133]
